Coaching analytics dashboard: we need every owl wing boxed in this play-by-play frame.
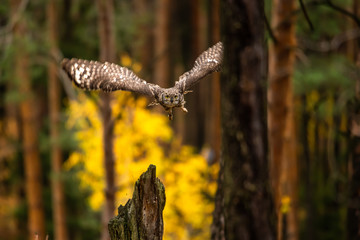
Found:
[61,58,161,98]
[175,42,223,93]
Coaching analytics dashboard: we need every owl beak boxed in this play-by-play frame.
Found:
[170,98,174,103]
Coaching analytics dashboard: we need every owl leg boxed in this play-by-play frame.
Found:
[166,108,173,120]
[180,100,188,113]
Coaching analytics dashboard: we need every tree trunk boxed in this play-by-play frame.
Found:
[108,165,165,240]
[268,0,298,239]
[47,0,69,239]
[347,2,360,238]
[154,0,170,88]
[11,0,46,238]
[212,0,275,239]
[210,0,221,163]
[133,0,154,80]
[96,0,117,239]
[348,56,360,240]
[185,0,202,147]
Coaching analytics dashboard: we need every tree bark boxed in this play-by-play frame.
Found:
[96,0,117,239]
[268,0,298,239]
[133,0,154,80]
[210,0,221,163]
[108,165,165,240]
[47,0,69,239]
[348,2,360,238]
[11,0,46,238]
[212,0,275,239]
[348,56,360,240]
[154,0,170,88]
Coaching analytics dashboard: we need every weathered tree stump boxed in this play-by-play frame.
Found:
[108,165,166,240]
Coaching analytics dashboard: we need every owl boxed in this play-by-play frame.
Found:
[62,42,223,120]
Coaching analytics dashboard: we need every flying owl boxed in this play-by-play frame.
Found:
[62,42,223,120]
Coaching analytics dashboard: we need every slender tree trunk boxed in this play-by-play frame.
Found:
[347,2,360,239]
[212,0,275,239]
[133,0,154,80]
[96,0,117,239]
[348,55,360,240]
[268,0,298,239]
[11,0,46,238]
[185,0,202,147]
[154,0,170,88]
[47,0,68,239]
[210,0,221,163]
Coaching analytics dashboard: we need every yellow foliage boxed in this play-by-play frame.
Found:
[65,90,218,239]
[120,54,133,67]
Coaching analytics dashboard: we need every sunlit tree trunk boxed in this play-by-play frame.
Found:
[133,0,154,80]
[154,0,170,88]
[47,0,68,239]
[11,0,46,238]
[268,0,298,239]
[212,0,275,239]
[96,0,116,239]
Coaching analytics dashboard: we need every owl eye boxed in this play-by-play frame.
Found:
[165,95,170,99]
[174,95,178,99]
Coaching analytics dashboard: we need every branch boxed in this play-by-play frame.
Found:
[298,28,360,52]
[299,0,314,31]
[324,0,360,28]
[0,0,29,36]
[263,8,278,44]
[302,0,360,28]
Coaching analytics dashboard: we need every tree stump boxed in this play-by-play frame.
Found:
[108,165,166,240]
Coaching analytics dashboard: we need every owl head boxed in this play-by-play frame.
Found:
[160,89,184,108]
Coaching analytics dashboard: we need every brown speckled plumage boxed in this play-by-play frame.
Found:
[62,42,223,120]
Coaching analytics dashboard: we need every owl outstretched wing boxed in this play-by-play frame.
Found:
[175,42,223,93]
[61,58,161,97]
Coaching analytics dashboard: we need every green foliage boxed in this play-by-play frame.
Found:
[294,55,355,94]
[294,55,355,119]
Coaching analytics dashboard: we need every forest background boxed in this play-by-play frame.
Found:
[0,0,360,240]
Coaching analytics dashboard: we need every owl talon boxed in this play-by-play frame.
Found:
[181,106,188,113]
[168,113,173,120]
[166,108,174,120]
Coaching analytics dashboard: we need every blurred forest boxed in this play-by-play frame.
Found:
[0,0,360,240]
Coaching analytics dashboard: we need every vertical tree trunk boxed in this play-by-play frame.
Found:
[347,1,360,239]
[11,0,46,238]
[154,0,170,88]
[348,56,360,240]
[133,0,154,79]
[210,0,221,163]
[268,0,298,239]
[47,0,68,239]
[185,0,202,146]
[212,0,275,239]
[96,0,117,239]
